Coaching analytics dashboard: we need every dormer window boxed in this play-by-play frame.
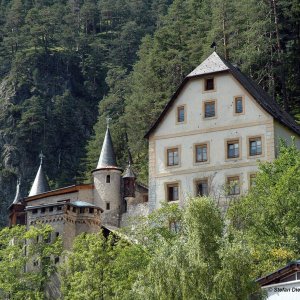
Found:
[106,175,110,183]
[204,78,214,91]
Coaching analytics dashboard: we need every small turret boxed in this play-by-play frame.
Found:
[28,152,50,197]
[123,162,136,198]
[9,179,26,226]
[92,119,122,227]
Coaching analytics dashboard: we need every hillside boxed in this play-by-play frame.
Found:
[0,0,299,226]
[0,0,172,226]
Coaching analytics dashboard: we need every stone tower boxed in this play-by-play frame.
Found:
[92,124,122,227]
[8,179,26,226]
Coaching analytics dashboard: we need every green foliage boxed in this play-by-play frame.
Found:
[0,224,62,299]
[127,197,262,300]
[228,142,300,277]
[85,0,300,183]
[60,198,261,299]
[59,231,148,299]
[0,0,173,226]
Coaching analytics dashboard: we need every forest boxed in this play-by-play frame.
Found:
[0,0,299,226]
[1,144,300,299]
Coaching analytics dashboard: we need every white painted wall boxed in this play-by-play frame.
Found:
[154,73,272,137]
[148,72,282,210]
[274,121,300,156]
[262,281,300,300]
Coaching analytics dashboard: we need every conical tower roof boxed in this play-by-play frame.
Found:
[12,179,22,205]
[28,153,50,197]
[96,126,119,169]
[123,162,135,178]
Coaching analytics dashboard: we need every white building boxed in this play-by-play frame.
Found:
[145,52,300,211]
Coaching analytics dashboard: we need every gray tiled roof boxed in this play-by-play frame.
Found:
[28,163,50,197]
[71,201,98,207]
[187,52,229,77]
[97,127,119,169]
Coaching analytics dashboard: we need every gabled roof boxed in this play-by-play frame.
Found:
[144,52,300,138]
[28,163,50,197]
[96,127,120,169]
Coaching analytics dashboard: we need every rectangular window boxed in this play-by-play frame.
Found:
[49,207,53,212]
[167,184,179,201]
[167,148,179,166]
[205,78,214,91]
[79,207,85,214]
[196,179,208,196]
[106,175,110,183]
[227,176,240,195]
[106,202,110,210]
[249,137,262,156]
[177,106,185,123]
[234,97,243,114]
[41,207,46,214]
[227,140,240,159]
[89,208,94,213]
[57,206,62,211]
[195,144,208,163]
[204,101,215,118]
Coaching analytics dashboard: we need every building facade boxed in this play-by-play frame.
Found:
[8,126,149,245]
[145,52,300,211]
[8,51,300,238]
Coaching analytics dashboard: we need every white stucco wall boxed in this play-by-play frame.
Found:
[148,72,277,210]
[154,73,272,136]
[274,121,300,155]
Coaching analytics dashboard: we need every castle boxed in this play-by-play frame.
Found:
[8,51,300,248]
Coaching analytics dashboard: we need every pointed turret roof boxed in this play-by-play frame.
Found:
[144,51,300,138]
[96,125,119,169]
[28,153,50,197]
[12,179,22,204]
[123,162,135,178]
